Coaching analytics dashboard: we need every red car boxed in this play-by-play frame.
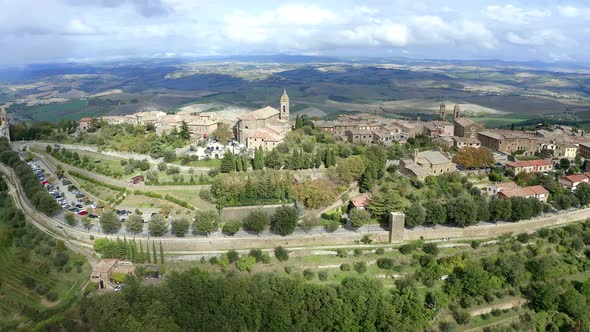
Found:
[78,210,88,216]
[41,180,48,185]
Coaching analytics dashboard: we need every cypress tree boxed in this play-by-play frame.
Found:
[139,240,145,263]
[159,241,164,265]
[152,241,157,265]
[146,240,151,263]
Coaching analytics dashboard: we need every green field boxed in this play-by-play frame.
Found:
[471,113,535,128]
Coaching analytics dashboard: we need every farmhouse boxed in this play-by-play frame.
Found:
[559,173,590,191]
[498,185,549,203]
[90,259,134,289]
[505,160,553,174]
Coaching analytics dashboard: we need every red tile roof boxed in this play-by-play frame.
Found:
[499,185,548,198]
[560,174,590,184]
[506,160,552,168]
[350,195,371,208]
[79,117,94,122]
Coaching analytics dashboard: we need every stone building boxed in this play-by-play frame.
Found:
[477,130,539,155]
[579,143,590,159]
[399,149,456,180]
[78,117,93,131]
[346,129,374,144]
[0,108,10,142]
[505,159,553,174]
[453,137,481,149]
[423,121,454,137]
[236,90,290,150]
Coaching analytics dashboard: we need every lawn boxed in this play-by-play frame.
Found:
[119,194,194,218]
[71,175,121,202]
[149,187,215,210]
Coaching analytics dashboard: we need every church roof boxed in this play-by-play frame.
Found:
[239,106,279,121]
[454,117,480,127]
[281,90,289,102]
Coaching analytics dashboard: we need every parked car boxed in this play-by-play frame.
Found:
[78,210,88,216]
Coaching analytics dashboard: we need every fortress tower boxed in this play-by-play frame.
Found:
[453,104,461,119]
[280,89,289,121]
[0,108,9,142]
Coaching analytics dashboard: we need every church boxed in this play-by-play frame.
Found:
[237,90,290,151]
[0,108,9,142]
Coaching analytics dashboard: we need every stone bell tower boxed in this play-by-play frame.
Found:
[280,89,289,121]
[0,108,10,142]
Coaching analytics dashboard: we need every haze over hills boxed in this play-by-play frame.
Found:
[1,55,590,128]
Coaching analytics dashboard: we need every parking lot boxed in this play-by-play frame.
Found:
[27,159,98,219]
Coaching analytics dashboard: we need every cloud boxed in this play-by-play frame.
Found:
[341,20,410,47]
[66,0,170,17]
[64,19,97,35]
[486,4,549,24]
[506,30,575,48]
[557,5,590,17]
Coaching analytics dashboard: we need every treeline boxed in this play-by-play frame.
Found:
[93,238,163,264]
[80,270,435,332]
[211,170,293,208]
[0,138,60,215]
[9,120,77,141]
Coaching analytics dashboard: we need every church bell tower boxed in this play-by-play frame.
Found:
[0,108,10,142]
[280,90,289,121]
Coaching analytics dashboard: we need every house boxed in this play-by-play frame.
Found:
[453,137,481,149]
[350,195,371,210]
[90,259,134,289]
[486,182,519,196]
[498,185,549,203]
[579,143,590,159]
[423,121,454,137]
[477,130,539,155]
[345,129,374,144]
[506,159,553,174]
[78,117,93,131]
[559,173,590,191]
[399,149,456,180]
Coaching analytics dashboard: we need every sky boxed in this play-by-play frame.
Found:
[0,0,589,64]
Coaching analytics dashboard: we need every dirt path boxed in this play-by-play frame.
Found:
[469,298,527,316]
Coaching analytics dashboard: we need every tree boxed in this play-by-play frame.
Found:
[179,121,191,140]
[271,205,299,236]
[424,200,446,225]
[159,241,165,264]
[152,241,158,264]
[222,219,241,235]
[446,196,477,226]
[274,246,289,261]
[125,215,144,235]
[243,210,270,235]
[170,218,190,237]
[559,158,571,170]
[236,256,256,272]
[148,214,168,237]
[349,209,371,229]
[423,242,439,255]
[368,184,405,220]
[212,123,232,143]
[354,261,367,274]
[193,210,220,236]
[81,216,92,231]
[404,201,426,227]
[489,197,512,222]
[64,212,77,226]
[453,147,494,168]
[336,156,367,183]
[99,211,122,234]
[575,182,590,206]
[220,150,236,173]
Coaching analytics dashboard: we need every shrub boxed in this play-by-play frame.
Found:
[45,291,58,302]
[249,249,271,263]
[222,220,241,235]
[336,249,348,258]
[353,261,367,274]
[376,258,395,270]
[64,212,77,226]
[361,234,373,244]
[491,308,502,317]
[209,256,218,265]
[471,240,481,249]
[303,269,315,280]
[353,248,363,257]
[375,248,385,255]
[340,263,351,271]
[236,256,256,272]
[399,244,416,255]
[227,249,240,263]
[284,266,293,274]
[274,246,289,262]
[423,242,439,255]
[318,271,328,281]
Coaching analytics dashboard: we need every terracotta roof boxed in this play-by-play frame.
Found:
[79,117,93,122]
[506,160,552,168]
[239,106,279,120]
[560,174,590,183]
[493,182,519,191]
[500,185,548,198]
[351,195,371,208]
[454,117,480,127]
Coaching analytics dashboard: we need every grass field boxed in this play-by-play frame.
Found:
[0,246,90,330]
[72,175,121,202]
[470,113,535,128]
[149,187,215,210]
[119,194,194,218]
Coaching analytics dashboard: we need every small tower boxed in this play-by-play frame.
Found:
[280,89,289,121]
[439,102,446,120]
[453,104,461,119]
[0,107,9,142]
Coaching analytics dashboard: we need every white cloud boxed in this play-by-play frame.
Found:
[409,16,497,48]
[506,30,575,48]
[486,4,549,24]
[557,5,590,17]
[64,19,97,35]
[341,20,410,47]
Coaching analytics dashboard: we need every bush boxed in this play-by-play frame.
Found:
[170,218,190,237]
[274,246,289,262]
[353,248,363,257]
[284,266,293,274]
[349,209,371,228]
[491,308,502,317]
[199,190,214,202]
[236,256,256,272]
[303,269,315,280]
[375,248,385,255]
[340,263,351,271]
[64,212,77,226]
[222,220,241,235]
[471,240,481,249]
[361,234,373,244]
[45,291,58,302]
[353,261,367,274]
[336,249,348,258]
[453,310,470,325]
[376,257,395,270]
[271,205,299,236]
[399,244,416,255]
[423,242,439,255]
[318,271,328,281]
[209,256,218,265]
[227,249,240,263]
